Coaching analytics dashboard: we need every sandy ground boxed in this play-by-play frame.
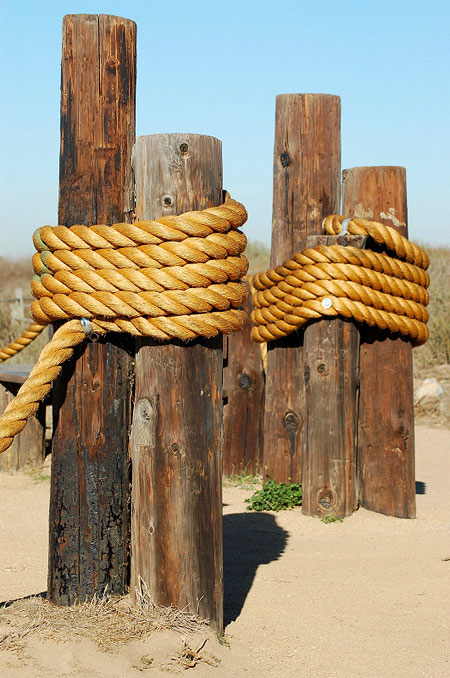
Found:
[0,424,449,677]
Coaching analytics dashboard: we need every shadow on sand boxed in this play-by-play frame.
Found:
[415,481,426,495]
[223,512,288,626]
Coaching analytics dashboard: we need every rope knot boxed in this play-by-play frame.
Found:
[251,216,430,345]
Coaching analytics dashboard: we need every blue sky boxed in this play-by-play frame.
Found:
[1,0,449,257]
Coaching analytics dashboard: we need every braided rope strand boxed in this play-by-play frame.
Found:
[251,218,430,344]
[0,323,46,362]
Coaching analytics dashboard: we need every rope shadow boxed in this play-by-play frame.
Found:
[223,512,288,626]
[0,591,46,608]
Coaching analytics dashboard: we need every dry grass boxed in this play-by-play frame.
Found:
[245,240,270,275]
[0,258,33,300]
[0,256,49,365]
[414,246,450,369]
[0,581,207,655]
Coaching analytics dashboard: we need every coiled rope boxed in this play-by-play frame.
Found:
[251,215,430,345]
[0,196,248,453]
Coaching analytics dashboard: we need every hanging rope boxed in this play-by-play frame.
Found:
[0,196,248,453]
[0,323,46,362]
[251,215,430,345]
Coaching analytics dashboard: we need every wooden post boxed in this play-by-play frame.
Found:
[0,370,45,473]
[342,166,416,518]
[223,279,265,477]
[130,134,224,633]
[301,235,366,518]
[263,93,341,482]
[48,14,136,604]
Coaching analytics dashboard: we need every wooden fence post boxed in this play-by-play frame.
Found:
[223,279,265,477]
[0,371,45,473]
[342,166,416,518]
[48,14,136,604]
[263,93,341,482]
[130,134,224,633]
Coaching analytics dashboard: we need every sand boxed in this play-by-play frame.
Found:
[0,424,449,677]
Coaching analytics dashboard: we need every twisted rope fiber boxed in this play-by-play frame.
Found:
[0,323,46,362]
[251,215,430,344]
[0,196,248,453]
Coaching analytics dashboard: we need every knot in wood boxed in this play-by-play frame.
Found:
[283,410,300,433]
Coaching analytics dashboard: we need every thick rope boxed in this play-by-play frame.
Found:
[251,216,430,344]
[0,196,248,453]
[0,323,46,362]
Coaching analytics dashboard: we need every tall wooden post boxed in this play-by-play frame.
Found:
[263,94,341,482]
[130,134,224,633]
[48,15,136,604]
[342,166,416,518]
[223,279,265,477]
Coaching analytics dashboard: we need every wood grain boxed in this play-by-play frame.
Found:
[48,14,136,604]
[223,279,265,477]
[131,134,224,632]
[263,94,341,482]
[302,234,366,518]
[342,166,416,518]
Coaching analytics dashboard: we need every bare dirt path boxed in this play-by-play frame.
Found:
[0,425,449,677]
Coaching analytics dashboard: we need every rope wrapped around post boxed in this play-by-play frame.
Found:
[251,214,430,345]
[0,195,248,453]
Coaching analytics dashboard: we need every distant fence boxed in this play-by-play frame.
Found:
[0,288,33,323]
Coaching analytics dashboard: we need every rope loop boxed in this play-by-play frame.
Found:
[0,196,248,453]
[251,216,430,345]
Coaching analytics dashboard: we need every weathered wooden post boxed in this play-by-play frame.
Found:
[342,166,416,518]
[0,368,45,473]
[130,134,224,632]
[48,14,136,604]
[223,278,265,476]
[301,233,365,517]
[263,93,341,483]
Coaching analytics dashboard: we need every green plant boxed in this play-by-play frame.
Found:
[245,477,302,511]
[215,632,230,647]
[135,655,153,670]
[321,514,343,523]
[29,471,51,483]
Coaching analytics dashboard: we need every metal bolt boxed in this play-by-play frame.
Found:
[320,496,332,509]
[280,151,290,167]
[238,373,252,390]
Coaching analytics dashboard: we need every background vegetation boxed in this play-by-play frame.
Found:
[0,244,448,368]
